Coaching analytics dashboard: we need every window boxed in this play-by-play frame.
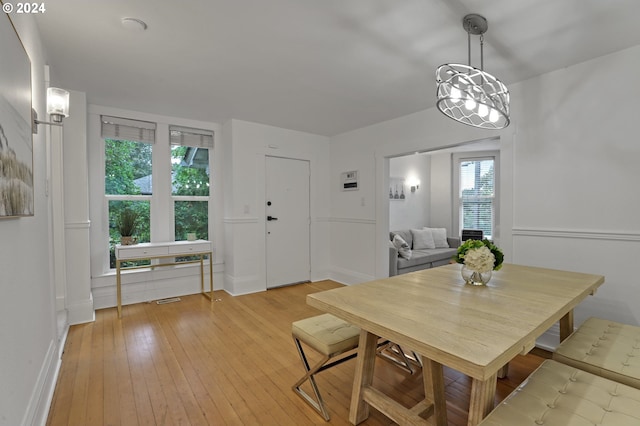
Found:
[170,126,213,242]
[93,112,216,276]
[454,152,499,240]
[102,115,156,268]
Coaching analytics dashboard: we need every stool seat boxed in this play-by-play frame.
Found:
[553,317,640,389]
[292,313,360,421]
[479,359,640,425]
[292,313,360,356]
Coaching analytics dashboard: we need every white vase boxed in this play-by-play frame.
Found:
[461,265,492,286]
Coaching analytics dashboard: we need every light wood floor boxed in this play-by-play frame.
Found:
[47,280,548,425]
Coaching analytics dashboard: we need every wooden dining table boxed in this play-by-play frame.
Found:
[307,263,604,426]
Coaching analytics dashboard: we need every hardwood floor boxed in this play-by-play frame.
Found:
[47,281,548,425]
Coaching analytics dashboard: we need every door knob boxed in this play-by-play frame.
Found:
[267,216,278,221]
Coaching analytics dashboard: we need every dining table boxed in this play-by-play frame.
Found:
[306,263,605,426]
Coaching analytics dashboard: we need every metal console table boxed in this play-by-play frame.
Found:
[115,240,213,318]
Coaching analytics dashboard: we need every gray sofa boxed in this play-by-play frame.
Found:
[389,229,460,276]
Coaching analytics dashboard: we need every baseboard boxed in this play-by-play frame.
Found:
[329,267,375,286]
[22,339,61,426]
[223,273,265,295]
[535,323,562,352]
[66,294,95,325]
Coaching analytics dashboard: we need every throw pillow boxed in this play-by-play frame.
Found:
[426,227,449,248]
[411,228,435,250]
[392,234,412,260]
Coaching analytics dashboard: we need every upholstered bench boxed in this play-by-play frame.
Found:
[553,317,640,389]
[292,313,361,420]
[479,359,640,425]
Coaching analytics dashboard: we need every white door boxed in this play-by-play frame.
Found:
[266,156,310,288]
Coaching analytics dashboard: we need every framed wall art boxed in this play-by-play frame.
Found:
[0,7,33,217]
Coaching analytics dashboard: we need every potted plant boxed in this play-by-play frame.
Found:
[117,208,139,245]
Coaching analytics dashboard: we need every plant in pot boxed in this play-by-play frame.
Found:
[117,208,139,245]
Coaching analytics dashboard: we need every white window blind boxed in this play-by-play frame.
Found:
[459,158,495,239]
[169,126,214,148]
[101,115,156,144]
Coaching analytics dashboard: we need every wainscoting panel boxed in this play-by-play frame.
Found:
[329,217,376,285]
[512,226,639,349]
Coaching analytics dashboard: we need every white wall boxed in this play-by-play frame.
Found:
[389,154,430,231]
[222,119,331,295]
[329,45,640,347]
[429,152,453,232]
[0,14,61,426]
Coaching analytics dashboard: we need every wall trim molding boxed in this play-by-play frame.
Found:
[67,295,96,325]
[512,227,640,242]
[330,267,376,286]
[223,217,259,224]
[65,220,91,229]
[223,273,264,296]
[23,339,60,426]
[330,217,376,225]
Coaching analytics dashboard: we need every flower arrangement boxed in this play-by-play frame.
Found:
[453,239,504,272]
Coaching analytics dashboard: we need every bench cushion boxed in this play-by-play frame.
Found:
[292,313,360,356]
[479,359,640,425]
[553,317,640,389]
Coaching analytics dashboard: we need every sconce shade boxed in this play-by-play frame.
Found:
[47,87,70,123]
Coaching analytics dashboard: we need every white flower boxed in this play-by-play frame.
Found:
[463,246,495,273]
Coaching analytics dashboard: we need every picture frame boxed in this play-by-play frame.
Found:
[0,7,34,217]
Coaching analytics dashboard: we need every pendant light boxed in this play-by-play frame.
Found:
[436,14,510,129]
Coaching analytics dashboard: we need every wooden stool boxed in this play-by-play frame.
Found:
[292,313,360,420]
[553,317,640,389]
[479,359,640,425]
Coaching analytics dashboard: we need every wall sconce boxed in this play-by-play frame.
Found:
[407,177,420,193]
[32,87,70,134]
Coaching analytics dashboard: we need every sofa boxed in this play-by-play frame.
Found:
[389,228,460,276]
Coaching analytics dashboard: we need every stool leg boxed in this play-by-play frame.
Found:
[377,340,416,374]
[292,337,332,421]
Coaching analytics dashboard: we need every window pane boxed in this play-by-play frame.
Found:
[460,159,494,239]
[171,146,209,196]
[105,139,153,195]
[175,200,208,241]
[109,200,150,268]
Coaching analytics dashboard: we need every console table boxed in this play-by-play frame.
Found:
[115,240,213,318]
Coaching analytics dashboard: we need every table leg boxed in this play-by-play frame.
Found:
[559,310,574,341]
[467,373,497,426]
[116,259,122,319]
[423,358,447,426]
[349,331,378,425]
[208,251,214,303]
[497,363,509,378]
[200,254,204,294]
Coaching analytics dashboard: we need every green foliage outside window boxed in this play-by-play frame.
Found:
[105,139,152,195]
[172,146,210,243]
[109,200,150,268]
[105,138,153,268]
[461,161,494,239]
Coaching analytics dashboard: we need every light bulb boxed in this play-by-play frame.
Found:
[450,86,462,101]
[478,104,488,117]
[489,109,499,123]
[465,97,476,110]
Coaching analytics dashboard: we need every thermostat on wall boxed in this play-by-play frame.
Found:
[341,170,358,191]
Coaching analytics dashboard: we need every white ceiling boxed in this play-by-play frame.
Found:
[34,0,640,136]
